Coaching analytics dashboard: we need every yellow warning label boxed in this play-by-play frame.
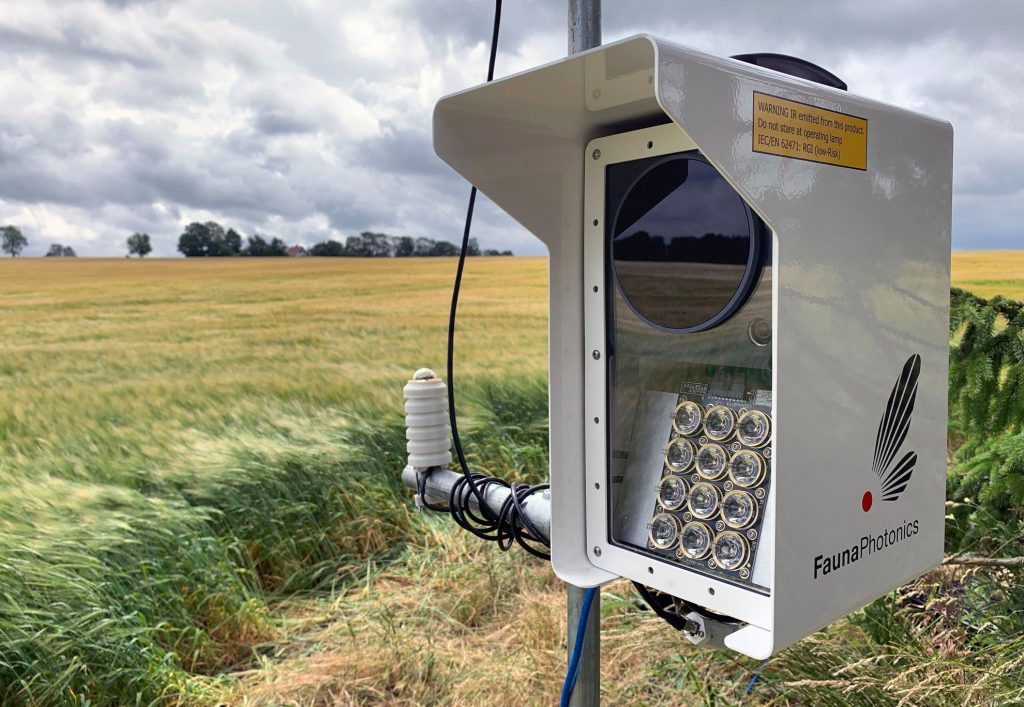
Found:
[752,91,867,170]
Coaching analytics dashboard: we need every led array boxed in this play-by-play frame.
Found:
[648,397,772,583]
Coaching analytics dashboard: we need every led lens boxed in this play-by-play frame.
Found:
[658,475,688,511]
[695,443,728,479]
[737,410,771,447]
[688,482,720,519]
[664,438,695,472]
[680,522,712,559]
[728,450,764,487]
[721,490,757,528]
[713,531,749,570]
[649,513,682,550]
[672,400,703,436]
[703,405,736,441]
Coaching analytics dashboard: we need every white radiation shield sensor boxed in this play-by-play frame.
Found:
[433,36,953,659]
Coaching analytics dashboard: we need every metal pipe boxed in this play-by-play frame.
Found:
[401,466,551,539]
[567,2,601,705]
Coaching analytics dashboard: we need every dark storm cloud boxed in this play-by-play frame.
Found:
[0,1,1020,256]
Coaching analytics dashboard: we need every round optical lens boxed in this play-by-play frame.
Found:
[680,522,712,559]
[695,443,728,479]
[704,406,736,441]
[713,531,749,570]
[658,475,688,511]
[737,410,771,447]
[649,513,681,550]
[672,401,703,436]
[728,450,764,487]
[688,482,720,520]
[721,490,757,528]
[664,438,695,472]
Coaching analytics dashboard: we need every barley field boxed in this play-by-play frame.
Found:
[0,252,1020,705]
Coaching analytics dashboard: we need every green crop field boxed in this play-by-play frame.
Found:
[0,252,1021,705]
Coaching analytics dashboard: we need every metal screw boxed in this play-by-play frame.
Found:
[593,546,602,557]
[591,148,601,160]
[592,350,600,360]
[592,88,602,99]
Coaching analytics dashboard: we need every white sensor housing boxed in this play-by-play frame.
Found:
[433,36,952,658]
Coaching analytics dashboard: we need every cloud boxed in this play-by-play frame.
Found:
[0,0,1020,256]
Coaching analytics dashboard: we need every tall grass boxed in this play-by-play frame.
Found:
[0,255,1020,704]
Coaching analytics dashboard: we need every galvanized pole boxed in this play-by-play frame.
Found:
[566,4,601,706]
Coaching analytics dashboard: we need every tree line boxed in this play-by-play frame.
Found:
[0,221,515,258]
[177,222,513,258]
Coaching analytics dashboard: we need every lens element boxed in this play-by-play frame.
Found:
[688,482,720,520]
[728,450,764,487]
[695,443,729,479]
[721,490,757,528]
[737,410,771,447]
[658,475,688,511]
[704,405,736,441]
[713,531,749,570]
[672,401,703,436]
[680,522,713,559]
[664,438,695,472]
[649,513,682,550]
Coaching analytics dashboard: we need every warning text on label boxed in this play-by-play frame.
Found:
[752,91,867,170]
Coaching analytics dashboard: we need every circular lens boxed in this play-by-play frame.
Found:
[737,410,771,447]
[610,156,764,332]
[695,443,728,479]
[688,482,720,520]
[704,406,736,441]
[680,522,713,559]
[728,450,764,487]
[672,401,703,436]
[713,531,749,570]
[721,490,757,528]
[649,513,682,550]
[658,475,688,511]
[665,438,695,473]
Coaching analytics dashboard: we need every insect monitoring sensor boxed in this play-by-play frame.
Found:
[433,36,953,658]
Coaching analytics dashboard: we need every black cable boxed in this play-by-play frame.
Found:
[418,0,550,558]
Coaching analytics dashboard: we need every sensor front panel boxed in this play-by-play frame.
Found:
[584,123,775,625]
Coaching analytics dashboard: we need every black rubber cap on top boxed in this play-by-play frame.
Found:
[731,53,848,91]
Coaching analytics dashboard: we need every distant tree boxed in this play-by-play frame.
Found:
[413,237,435,256]
[45,244,77,257]
[346,231,393,257]
[1,225,27,257]
[309,240,347,256]
[392,236,416,257]
[245,235,270,256]
[431,240,459,256]
[482,249,501,256]
[127,233,152,258]
[245,234,288,256]
[177,222,241,257]
[466,238,481,256]
[224,228,243,255]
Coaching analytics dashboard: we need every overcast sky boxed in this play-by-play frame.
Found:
[0,0,1020,257]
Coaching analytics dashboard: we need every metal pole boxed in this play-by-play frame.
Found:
[567,3,600,705]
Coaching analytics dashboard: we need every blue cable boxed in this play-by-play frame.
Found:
[745,659,769,696]
[560,587,599,707]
